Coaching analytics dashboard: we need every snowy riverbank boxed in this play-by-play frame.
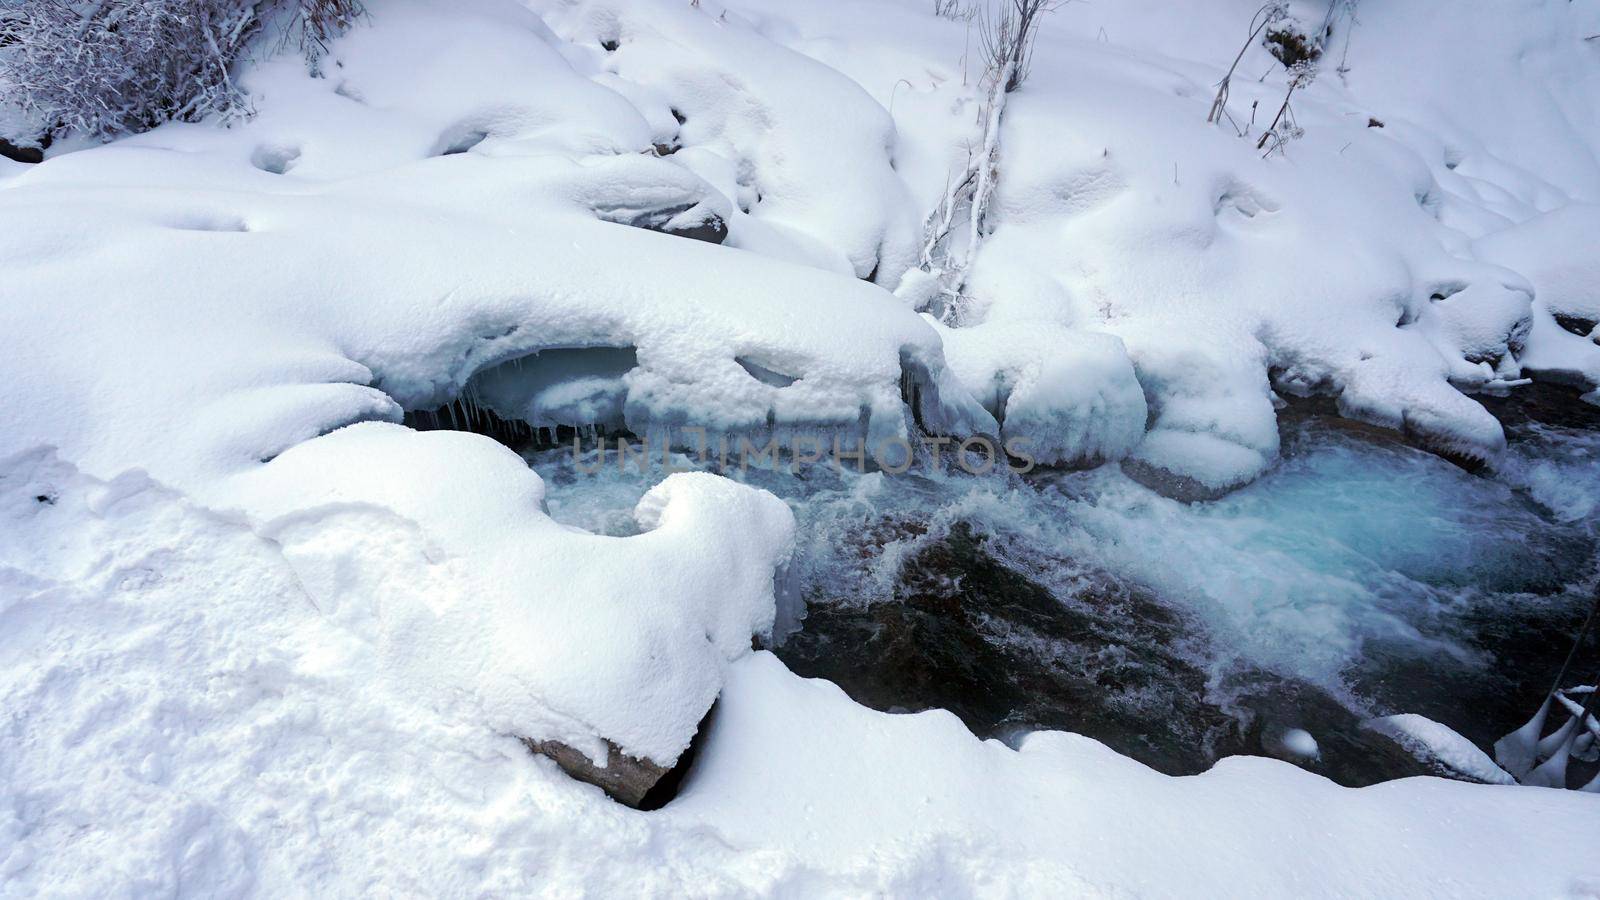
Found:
[3,0,1599,894]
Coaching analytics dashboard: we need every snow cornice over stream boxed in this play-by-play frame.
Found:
[2,0,1598,894]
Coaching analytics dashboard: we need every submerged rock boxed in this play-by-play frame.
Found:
[778,520,1442,785]
[1120,456,1247,502]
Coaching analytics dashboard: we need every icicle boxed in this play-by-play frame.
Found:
[1524,720,1577,788]
[1498,594,1600,779]
[1536,705,1584,760]
[1495,696,1552,778]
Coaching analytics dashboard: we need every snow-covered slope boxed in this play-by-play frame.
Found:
[3,0,1599,894]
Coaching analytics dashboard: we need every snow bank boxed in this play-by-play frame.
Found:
[677,653,1598,896]
[0,0,994,498]
[232,423,795,766]
[1475,204,1600,400]
[4,0,1600,893]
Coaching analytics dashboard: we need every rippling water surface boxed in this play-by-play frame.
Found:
[530,385,1600,785]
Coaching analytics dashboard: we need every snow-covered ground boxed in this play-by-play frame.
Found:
[3,0,1600,895]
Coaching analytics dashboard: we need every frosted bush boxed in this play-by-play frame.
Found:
[0,0,362,145]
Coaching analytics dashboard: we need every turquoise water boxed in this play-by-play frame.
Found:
[529,387,1600,781]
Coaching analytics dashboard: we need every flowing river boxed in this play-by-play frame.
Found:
[525,384,1600,786]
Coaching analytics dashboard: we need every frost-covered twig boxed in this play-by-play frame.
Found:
[1256,63,1313,154]
[1207,2,1287,125]
[1253,11,1326,154]
[917,0,1056,319]
[932,0,978,22]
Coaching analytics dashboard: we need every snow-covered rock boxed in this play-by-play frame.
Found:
[930,317,1147,468]
[1367,714,1518,786]
[1475,204,1600,399]
[229,424,795,768]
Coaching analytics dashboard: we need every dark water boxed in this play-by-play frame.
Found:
[528,383,1600,787]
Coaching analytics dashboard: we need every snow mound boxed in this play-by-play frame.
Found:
[1475,204,1600,398]
[0,3,994,497]
[233,423,795,765]
[535,0,921,284]
[932,317,1148,468]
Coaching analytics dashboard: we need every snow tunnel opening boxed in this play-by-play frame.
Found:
[596,200,727,245]
[735,356,800,388]
[251,144,301,175]
[433,121,492,157]
[404,346,640,452]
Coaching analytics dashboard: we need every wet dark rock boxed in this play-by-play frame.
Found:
[778,523,1232,776]
[1477,381,1600,430]
[1275,392,1494,474]
[1215,672,1435,786]
[1553,314,1597,339]
[0,137,44,164]
[610,201,727,245]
